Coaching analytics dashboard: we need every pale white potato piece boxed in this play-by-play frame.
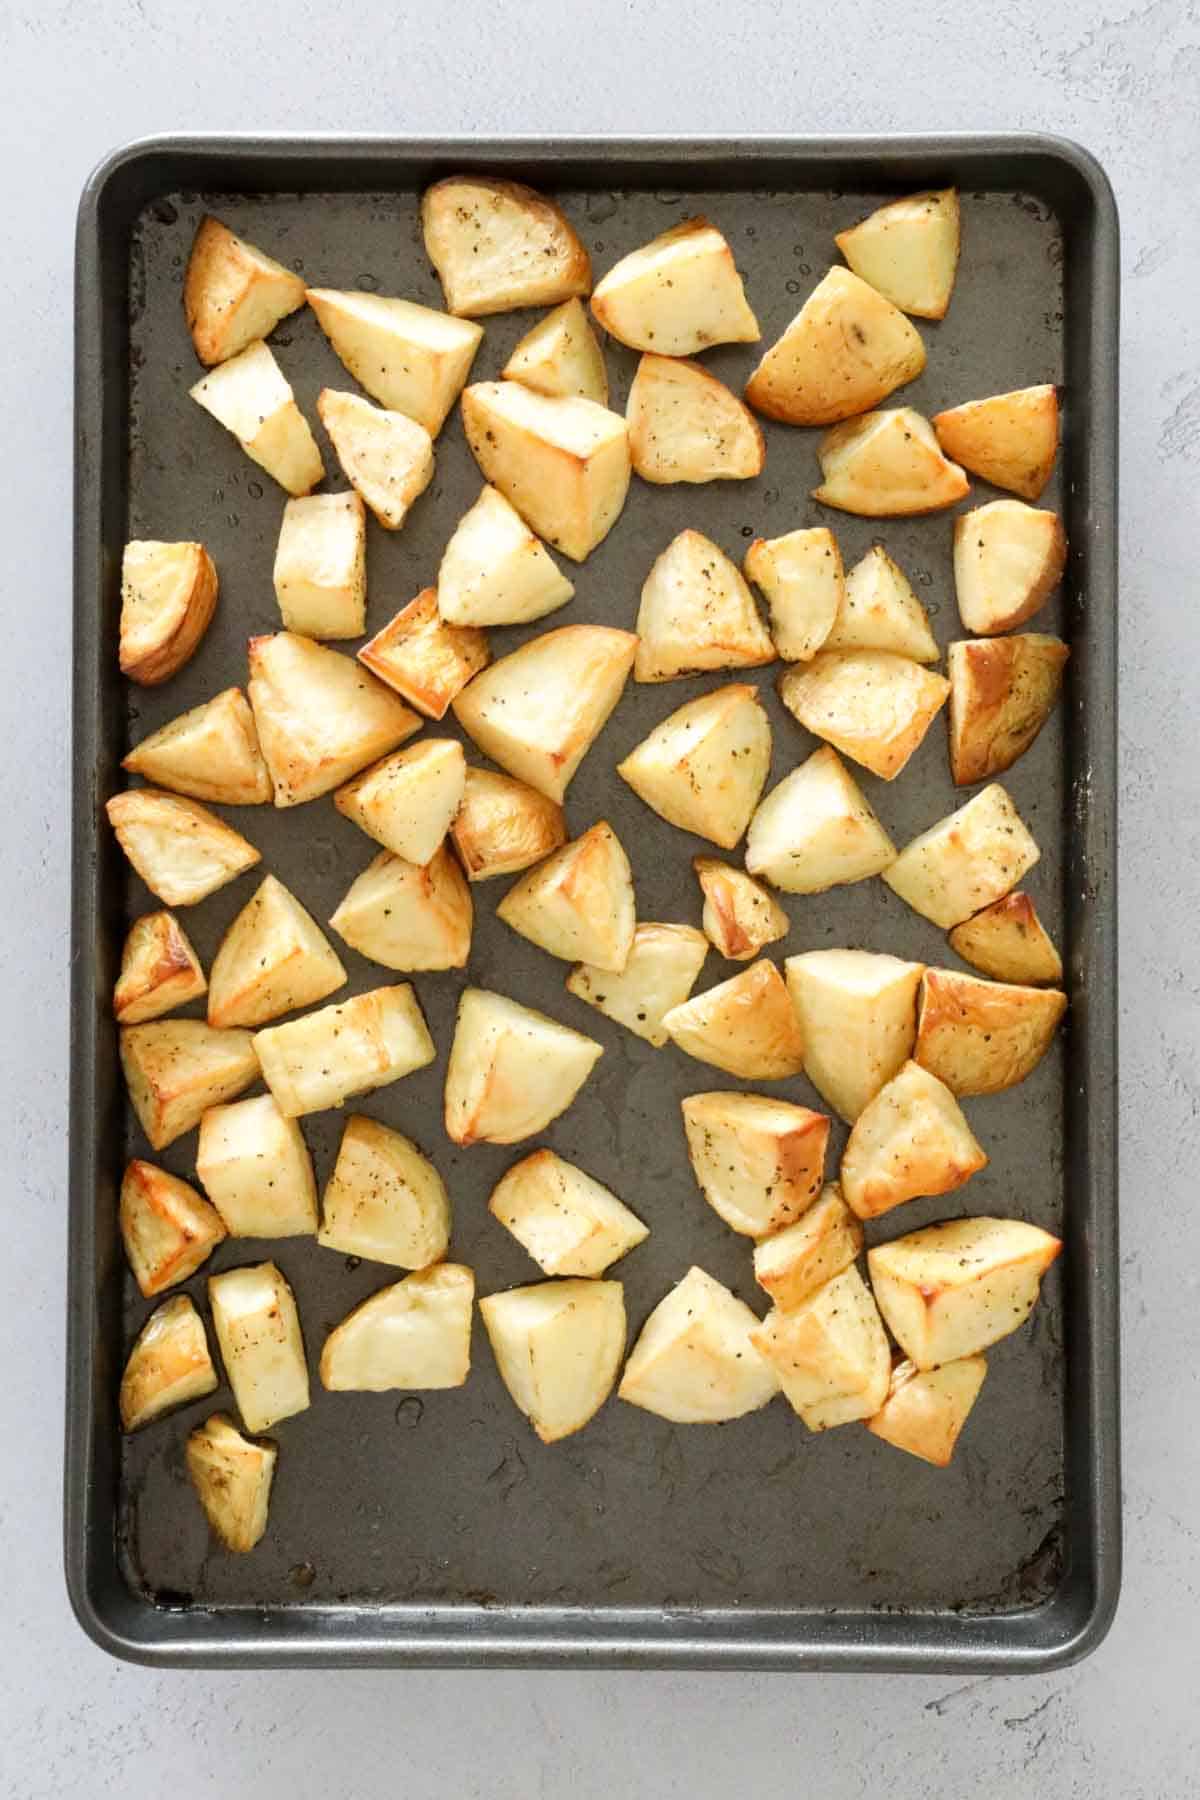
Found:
[933,384,1058,500]
[317,388,435,530]
[209,1260,310,1433]
[746,267,925,425]
[114,911,207,1024]
[784,948,923,1123]
[191,341,323,495]
[866,1354,987,1466]
[778,650,950,781]
[444,988,602,1146]
[835,189,960,320]
[497,821,635,973]
[752,1184,863,1313]
[744,527,843,663]
[751,1265,890,1431]
[591,218,760,355]
[119,540,218,685]
[120,1020,259,1150]
[693,858,788,962]
[883,783,1040,928]
[616,683,771,849]
[359,587,489,721]
[437,484,574,627]
[947,892,1062,987]
[450,767,567,882]
[503,298,608,403]
[106,789,260,907]
[461,381,631,562]
[482,1278,626,1443]
[489,1150,648,1277]
[953,499,1068,634]
[663,958,805,1080]
[253,985,435,1118]
[681,1092,829,1237]
[123,686,272,806]
[186,1413,277,1552]
[248,630,421,807]
[318,1114,451,1270]
[824,546,938,661]
[196,1092,318,1237]
[321,1265,475,1391]
[329,845,472,972]
[915,966,1067,1097]
[840,1059,987,1220]
[626,353,764,485]
[868,1217,1061,1368]
[335,739,466,866]
[618,1265,778,1424]
[453,623,637,802]
[813,408,969,516]
[566,921,708,1048]
[745,746,897,895]
[422,176,591,317]
[273,491,366,640]
[184,214,306,366]
[120,1294,218,1432]
[207,873,347,1029]
[120,1159,226,1297]
[634,529,774,683]
[948,634,1070,786]
[306,288,482,435]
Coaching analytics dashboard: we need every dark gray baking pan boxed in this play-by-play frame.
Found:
[68,134,1119,1670]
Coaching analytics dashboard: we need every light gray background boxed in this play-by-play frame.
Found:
[2,1,1195,1794]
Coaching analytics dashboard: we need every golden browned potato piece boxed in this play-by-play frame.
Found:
[208,1261,310,1433]
[866,1354,987,1466]
[123,687,272,806]
[914,966,1067,1096]
[953,499,1067,634]
[497,821,635,973]
[566,921,708,1048]
[422,176,591,317]
[321,1265,475,1392]
[784,949,923,1123]
[114,911,207,1024]
[744,527,843,663]
[591,218,760,355]
[883,783,1040,928]
[868,1217,1061,1368]
[253,985,435,1118]
[752,1184,863,1313]
[191,342,324,496]
[306,289,482,436]
[626,353,764,485]
[489,1150,648,1277]
[120,1294,218,1432]
[316,388,434,531]
[824,546,938,662]
[482,1279,625,1443]
[778,649,950,781]
[835,189,960,320]
[618,1266,778,1423]
[120,1019,259,1150]
[933,384,1059,500]
[947,891,1063,987]
[119,540,218,686]
[635,529,774,683]
[840,1059,987,1220]
[335,739,466,867]
[359,587,489,722]
[106,789,260,907]
[948,634,1070,785]
[746,267,925,426]
[119,1159,226,1296]
[444,988,602,1146]
[662,959,805,1081]
[437,484,574,628]
[184,215,307,366]
[503,298,608,404]
[196,1092,318,1238]
[317,1114,451,1270]
[207,873,346,1029]
[273,491,366,640]
[745,746,897,895]
[751,1265,890,1431]
[450,767,567,883]
[681,1092,829,1237]
[813,408,969,515]
[186,1413,277,1552]
[693,858,788,962]
[329,844,473,973]
[617,683,771,849]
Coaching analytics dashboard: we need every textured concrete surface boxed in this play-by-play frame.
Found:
[1,1,1196,1794]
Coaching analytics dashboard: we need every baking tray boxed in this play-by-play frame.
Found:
[68,134,1119,1670]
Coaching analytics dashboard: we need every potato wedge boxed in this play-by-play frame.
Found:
[209,1260,310,1433]
[618,1265,778,1424]
[306,288,482,435]
[120,1294,218,1432]
[321,1264,475,1391]
[120,1019,259,1150]
[915,966,1067,1097]
[253,985,435,1118]
[813,408,969,516]
[330,844,472,972]
[591,218,759,354]
[947,891,1062,987]
[450,767,567,882]
[752,1184,863,1313]
[778,650,950,781]
[681,1092,829,1237]
[868,1216,1061,1368]
[335,739,466,866]
[196,1092,318,1238]
[461,381,631,562]
[502,298,608,404]
[207,873,347,1028]
[191,341,323,495]
[120,1159,226,1297]
[840,1059,987,1220]
[453,623,637,802]
[824,546,938,662]
[693,858,788,962]
[184,214,306,366]
[123,686,272,806]
[617,683,771,849]
[119,540,218,685]
[186,1413,277,1552]
[437,483,574,628]
[114,911,207,1024]
[316,387,434,530]
[626,353,764,485]
[497,821,634,973]
[883,783,1040,928]
[318,1114,451,1270]
[948,633,1069,786]
[481,1278,625,1443]
[834,189,960,320]
[566,920,708,1048]
[106,789,260,907]
[866,1354,987,1466]
[743,527,843,663]
[444,988,602,1146]
[489,1151,648,1277]
[934,384,1059,500]
[422,176,591,317]
[663,959,805,1081]
[634,529,774,683]
[953,499,1067,634]
[359,587,489,721]
[745,746,897,895]
[746,267,925,426]
[273,491,366,640]
[784,948,923,1123]
[751,1265,890,1431]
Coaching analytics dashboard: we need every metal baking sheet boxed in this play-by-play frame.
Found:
[68,135,1119,1670]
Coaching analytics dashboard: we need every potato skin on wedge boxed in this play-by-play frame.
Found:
[634,529,774,684]
[744,527,843,663]
[450,767,567,883]
[953,500,1067,634]
[591,218,760,356]
[119,540,218,686]
[934,384,1059,500]
[422,176,591,317]
[834,189,960,320]
[746,267,925,426]
[948,634,1069,785]
[947,891,1062,987]
[693,858,788,962]
[184,215,306,367]
[914,966,1067,1096]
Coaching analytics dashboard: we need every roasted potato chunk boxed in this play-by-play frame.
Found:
[422,176,591,317]
[663,959,805,1081]
[497,821,634,973]
[948,634,1069,786]
[883,783,1040,928]
[335,739,466,867]
[207,873,347,1028]
[591,218,759,355]
[321,1265,475,1391]
[618,1265,778,1424]
[566,921,708,1048]
[824,546,937,662]
[915,965,1067,1096]
[866,1354,987,1466]
[779,649,950,781]
[186,1413,277,1552]
[752,1184,863,1313]
[450,766,567,883]
[307,288,481,435]
[196,1092,318,1238]
[693,858,788,961]
[752,1266,890,1431]
[209,1260,310,1433]
[953,499,1067,634]
[840,1059,987,1220]
[813,408,969,516]
[437,484,574,628]
[745,745,896,895]
[120,1294,218,1432]
[444,988,602,1146]
[743,527,843,663]
[114,911,207,1024]
[106,789,260,907]
[123,686,272,806]
[947,891,1062,987]
[317,387,435,530]
[835,189,960,320]
[617,683,771,850]
[784,948,923,1122]
[868,1216,1061,1368]
[330,844,472,972]
[120,1159,226,1297]
[273,491,366,640]
[502,298,608,404]
[933,384,1059,500]
[634,529,774,683]
[489,1150,648,1277]
[746,267,925,425]
[359,586,489,721]
[481,1278,625,1443]
[191,341,323,495]
[120,1020,259,1150]
[253,985,435,1118]
[184,214,306,366]
[119,540,218,685]
[681,1092,829,1237]
[627,353,764,485]
[317,1114,451,1271]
